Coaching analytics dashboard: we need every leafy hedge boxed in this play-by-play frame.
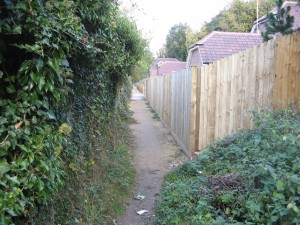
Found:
[0,0,145,224]
[156,109,300,225]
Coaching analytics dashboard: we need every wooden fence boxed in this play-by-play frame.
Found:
[145,70,192,153]
[144,32,300,157]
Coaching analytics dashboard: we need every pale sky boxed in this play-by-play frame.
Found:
[121,0,231,55]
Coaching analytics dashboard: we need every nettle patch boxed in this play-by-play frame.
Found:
[156,109,300,225]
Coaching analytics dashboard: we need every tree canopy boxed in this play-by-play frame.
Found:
[164,23,189,61]
[204,0,275,34]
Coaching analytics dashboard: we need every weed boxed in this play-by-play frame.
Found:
[146,103,160,120]
[152,113,160,121]
[156,109,300,225]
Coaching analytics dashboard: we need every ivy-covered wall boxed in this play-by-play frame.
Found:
[0,0,145,223]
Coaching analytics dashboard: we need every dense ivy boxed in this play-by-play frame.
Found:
[0,0,145,223]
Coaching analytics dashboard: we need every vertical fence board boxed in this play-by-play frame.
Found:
[189,67,197,154]
[198,67,204,150]
[208,63,217,145]
[214,61,221,140]
[195,67,201,152]
[229,54,237,134]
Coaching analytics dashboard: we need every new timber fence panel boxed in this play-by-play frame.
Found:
[195,38,278,151]
[272,33,300,108]
[144,70,192,156]
[170,70,192,155]
[144,32,300,156]
[189,67,198,154]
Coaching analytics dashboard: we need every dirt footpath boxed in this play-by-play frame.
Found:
[117,87,187,225]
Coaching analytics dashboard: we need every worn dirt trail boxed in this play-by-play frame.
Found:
[117,87,186,225]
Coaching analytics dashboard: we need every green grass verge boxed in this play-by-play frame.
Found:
[155,109,300,225]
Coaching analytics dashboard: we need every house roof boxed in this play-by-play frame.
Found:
[157,61,186,75]
[150,58,179,69]
[190,31,262,64]
[252,1,300,33]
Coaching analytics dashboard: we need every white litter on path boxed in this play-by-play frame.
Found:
[136,210,149,215]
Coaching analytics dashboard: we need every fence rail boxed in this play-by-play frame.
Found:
[144,33,300,157]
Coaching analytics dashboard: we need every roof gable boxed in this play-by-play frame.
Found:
[150,58,179,70]
[152,58,178,65]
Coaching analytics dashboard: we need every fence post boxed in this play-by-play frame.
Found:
[189,66,198,156]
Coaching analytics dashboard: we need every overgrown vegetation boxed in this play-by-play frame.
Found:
[0,0,145,224]
[156,109,300,224]
[131,47,154,82]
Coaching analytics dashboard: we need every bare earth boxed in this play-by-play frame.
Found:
[117,87,187,225]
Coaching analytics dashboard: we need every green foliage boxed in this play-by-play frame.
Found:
[0,0,145,223]
[37,95,136,224]
[157,47,166,58]
[262,0,295,41]
[165,23,190,61]
[191,0,275,40]
[185,27,201,50]
[156,109,300,225]
[152,113,160,121]
[131,46,154,82]
[0,0,77,222]
[205,0,275,33]
[210,0,274,33]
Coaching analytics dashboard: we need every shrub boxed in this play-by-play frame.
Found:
[156,109,300,225]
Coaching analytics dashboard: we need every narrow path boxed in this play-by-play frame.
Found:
[118,87,186,225]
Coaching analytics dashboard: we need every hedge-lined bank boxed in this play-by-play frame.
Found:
[0,0,145,224]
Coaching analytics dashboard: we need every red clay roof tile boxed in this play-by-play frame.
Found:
[157,61,186,75]
[192,31,262,63]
